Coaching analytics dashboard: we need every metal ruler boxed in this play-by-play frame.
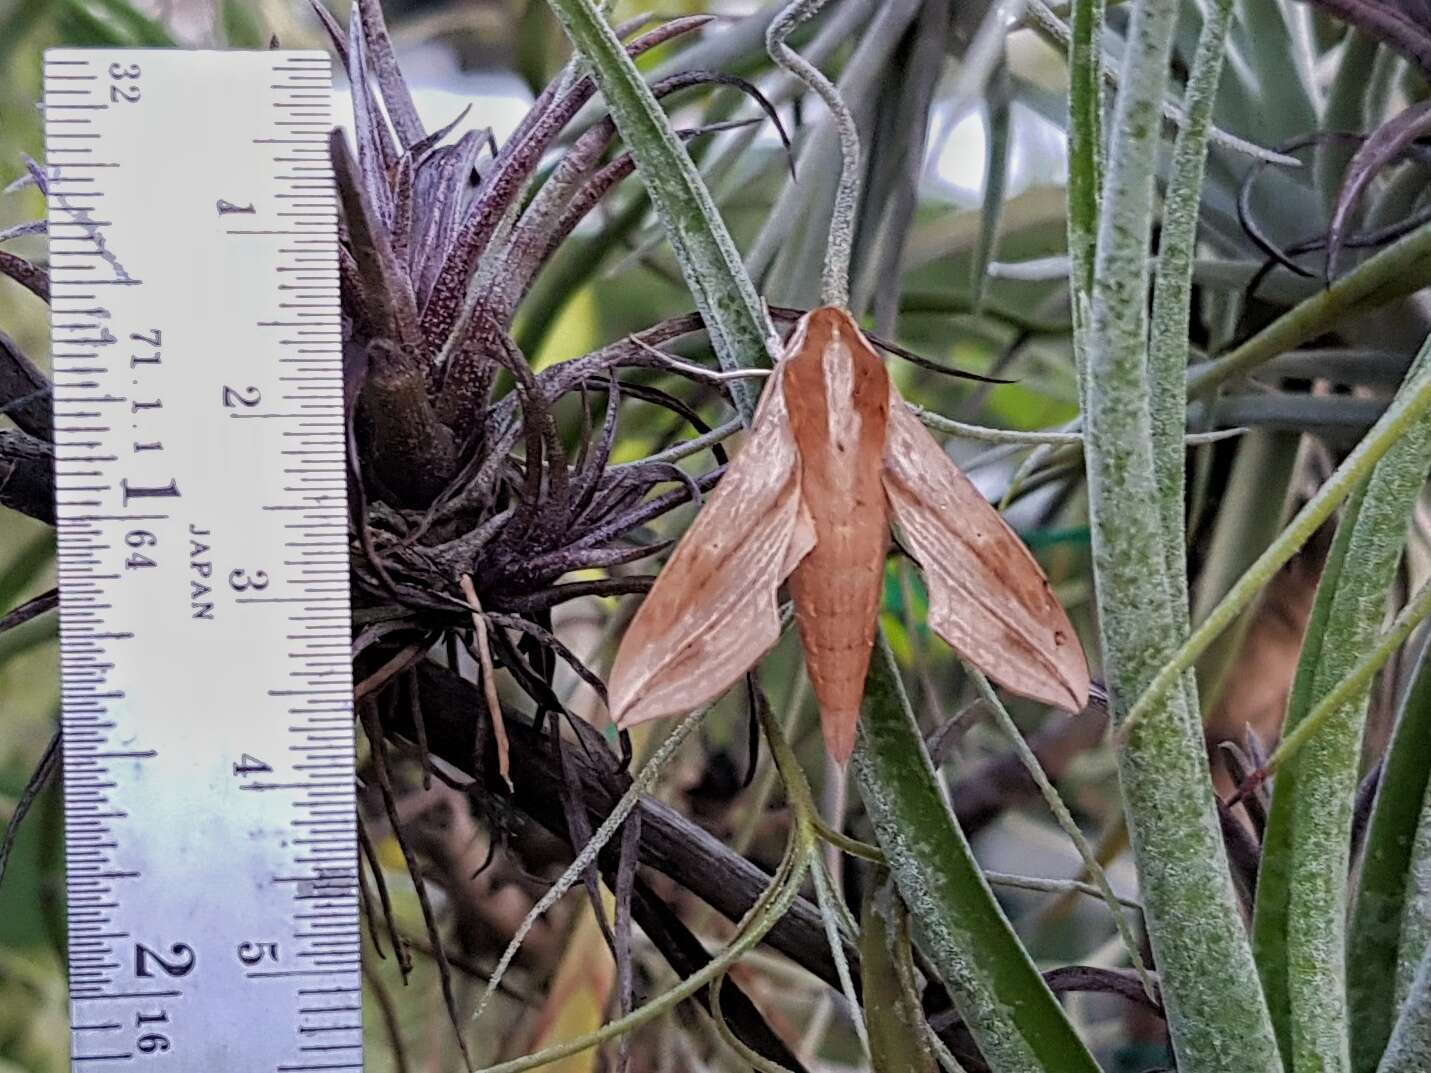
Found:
[44,50,360,1071]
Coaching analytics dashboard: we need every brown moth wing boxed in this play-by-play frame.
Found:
[882,390,1091,712]
[608,368,813,727]
[784,307,892,764]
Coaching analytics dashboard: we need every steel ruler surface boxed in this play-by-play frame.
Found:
[44,49,359,1071]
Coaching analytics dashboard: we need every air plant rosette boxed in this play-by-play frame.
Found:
[320,0,796,728]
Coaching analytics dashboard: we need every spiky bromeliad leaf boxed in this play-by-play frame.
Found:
[314,0,793,645]
[542,0,777,423]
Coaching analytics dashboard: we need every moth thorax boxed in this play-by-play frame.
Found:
[822,334,861,451]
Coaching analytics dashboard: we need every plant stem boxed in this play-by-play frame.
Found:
[765,0,862,308]
[968,667,1154,1001]
[475,805,811,1073]
[1259,576,1431,781]
[1064,0,1101,393]
[1147,0,1234,606]
[1190,219,1431,395]
[472,707,705,1027]
[1251,340,1431,1073]
[862,872,937,1073]
[809,856,870,1061]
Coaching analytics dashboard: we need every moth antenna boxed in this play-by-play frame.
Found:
[631,335,773,383]
[766,0,862,309]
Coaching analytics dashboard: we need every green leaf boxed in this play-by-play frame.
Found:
[861,874,935,1073]
[0,532,51,614]
[1253,339,1431,1072]
[1376,947,1431,1073]
[1348,549,1431,1068]
[0,0,50,66]
[852,639,1102,1073]
[1191,219,1431,394]
[220,0,266,48]
[1262,580,1431,782]
[1075,0,1284,1066]
[1314,29,1380,212]
[971,64,1011,309]
[1400,778,1431,1008]
[0,751,60,951]
[1122,338,1431,733]
[1064,0,1101,399]
[1149,0,1236,606]
[1190,431,1300,715]
[746,0,923,295]
[515,191,650,359]
[1227,0,1317,143]
[515,0,566,94]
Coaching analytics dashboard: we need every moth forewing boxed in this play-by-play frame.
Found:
[881,390,1090,713]
[783,308,892,763]
[608,305,1089,759]
[606,368,810,728]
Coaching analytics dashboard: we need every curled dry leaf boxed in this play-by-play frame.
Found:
[1326,99,1431,280]
[608,307,1090,763]
[1294,0,1431,75]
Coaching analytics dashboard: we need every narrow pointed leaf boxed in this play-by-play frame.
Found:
[1376,947,1431,1073]
[1254,340,1431,1073]
[1076,0,1284,1065]
[354,0,425,149]
[1327,100,1431,279]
